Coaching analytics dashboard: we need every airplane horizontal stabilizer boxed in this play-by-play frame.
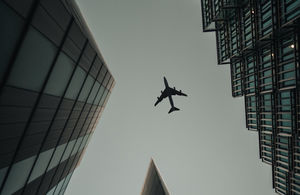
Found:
[168,107,180,114]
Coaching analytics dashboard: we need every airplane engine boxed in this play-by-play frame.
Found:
[161,90,163,93]
[180,90,182,93]
[174,87,176,90]
[157,97,159,99]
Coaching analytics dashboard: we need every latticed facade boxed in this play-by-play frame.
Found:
[201,0,300,194]
[0,0,114,194]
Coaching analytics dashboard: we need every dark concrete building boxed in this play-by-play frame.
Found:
[141,160,169,195]
[0,0,114,194]
[201,0,300,194]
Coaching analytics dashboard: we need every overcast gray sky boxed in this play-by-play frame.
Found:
[65,0,275,194]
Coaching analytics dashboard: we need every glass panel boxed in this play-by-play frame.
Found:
[79,134,89,151]
[64,67,86,100]
[61,139,76,162]
[7,27,57,91]
[94,86,105,105]
[47,143,66,171]
[0,167,8,187]
[0,2,24,82]
[58,172,72,195]
[45,52,75,96]
[52,176,65,195]
[78,75,94,102]
[28,148,55,183]
[2,155,36,195]
[99,89,109,106]
[71,137,83,156]
[87,82,100,104]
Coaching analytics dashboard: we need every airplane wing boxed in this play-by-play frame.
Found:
[154,89,168,106]
[171,88,187,96]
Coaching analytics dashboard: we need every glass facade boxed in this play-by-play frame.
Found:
[0,0,115,194]
[201,0,300,194]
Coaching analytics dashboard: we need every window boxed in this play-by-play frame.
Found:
[61,139,76,162]
[28,148,55,183]
[0,2,24,82]
[97,64,107,83]
[78,75,94,102]
[47,143,66,171]
[71,137,83,156]
[103,92,111,107]
[7,27,57,92]
[99,89,109,106]
[58,173,72,195]
[40,0,71,31]
[281,0,300,22]
[32,6,64,46]
[1,155,36,195]
[79,134,90,151]
[87,82,100,104]
[45,53,75,97]
[64,67,86,100]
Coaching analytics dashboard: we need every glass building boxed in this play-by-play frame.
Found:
[0,0,114,194]
[141,159,169,195]
[201,0,300,194]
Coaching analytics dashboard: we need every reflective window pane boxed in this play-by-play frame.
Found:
[71,137,83,156]
[61,139,76,162]
[47,143,66,171]
[2,155,36,195]
[65,67,86,100]
[45,53,75,96]
[78,75,94,102]
[28,148,55,183]
[94,86,105,105]
[58,172,72,195]
[87,82,100,104]
[7,27,57,91]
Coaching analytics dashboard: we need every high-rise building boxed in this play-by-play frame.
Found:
[201,0,300,194]
[0,0,114,194]
[141,159,169,195]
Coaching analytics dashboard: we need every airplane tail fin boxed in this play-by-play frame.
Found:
[168,107,180,114]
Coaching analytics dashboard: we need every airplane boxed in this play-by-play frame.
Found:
[154,77,187,114]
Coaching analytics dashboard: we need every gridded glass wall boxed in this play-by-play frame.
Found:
[257,0,275,38]
[201,0,300,194]
[216,22,230,64]
[258,44,274,93]
[0,0,115,194]
[274,136,291,195]
[280,0,300,26]
[276,90,295,136]
[241,2,256,49]
[201,0,215,31]
[230,59,243,97]
[259,92,274,164]
[292,138,300,194]
[277,33,297,90]
[228,11,241,57]
[245,95,258,130]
